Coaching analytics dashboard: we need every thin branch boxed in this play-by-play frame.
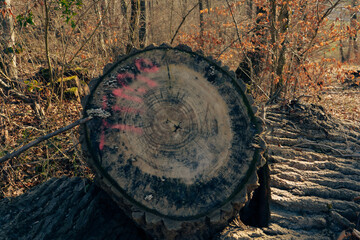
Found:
[216,38,239,59]
[0,116,92,164]
[170,3,199,45]
[63,0,104,61]
[66,19,103,65]
[1,142,81,170]
[225,0,242,45]
[301,0,342,56]
[66,1,111,66]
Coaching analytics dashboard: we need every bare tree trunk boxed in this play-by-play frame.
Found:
[148,1,153,44]
[350,0,358,57]
[340,38,346,62]
[236,6,266,87]
[199,0,204,47]
[340,0,358,62]
[269,0,289,102]
[0,0,17,80]
[138,0,146,48]
[205,0,210,9]
[269,0,277,98]
[169,0,174,41]
[94,0,107,56]
[246,0,253,20]
[43,0,55,107]
[120,0,127,17]
[126,0,140,53]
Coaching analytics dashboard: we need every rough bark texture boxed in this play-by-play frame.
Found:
[1,103,359,239]
[0,0,17,79]
[221,102,360,239]
[0,177,151,240]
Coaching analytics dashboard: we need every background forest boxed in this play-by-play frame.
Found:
[0,0,359,198]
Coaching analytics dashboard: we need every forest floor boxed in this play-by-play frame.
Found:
[0,69,359,200]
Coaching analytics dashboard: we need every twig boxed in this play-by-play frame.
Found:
[67,1,111,66]
[170,3,199,45]
[216,38,239,60]
[225,0,241,45]
[62,0,104,64]
[301,0,342,57]
[0,116,92,164]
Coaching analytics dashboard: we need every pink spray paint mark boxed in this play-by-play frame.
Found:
[117,72,148,93]
[117,73,135,85]
[112,105,143,114]
[136,87,147,94]
[135,58,159,73]
[110,124,143,134]
[113,88,143,103]
[137,75,158,88]
[102,95,108,109]
[99,121,106,151]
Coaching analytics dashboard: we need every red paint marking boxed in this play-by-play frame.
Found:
[135,58,159,73]
[137,75,158,88]
[117,73,135,85]
[99,122,106,151]
[102,95,107,109]
[137,87,147,94]
[112,105,143,114]
[113,88,143,103]
[110,124,143,134]
[117,72,150,92]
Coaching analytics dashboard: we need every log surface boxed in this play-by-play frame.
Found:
[1,103,359,239]
[0,177,150,240]
[81,45,263,229]
[221,103,360,239]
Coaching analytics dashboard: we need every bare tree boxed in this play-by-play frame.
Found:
[127,0,140,53]
[199,0,204,44]
[0,0,17,80]
[139,0,146,48]
[340,0,359,62]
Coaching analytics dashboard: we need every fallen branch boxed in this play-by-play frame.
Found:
[0,116,92,164]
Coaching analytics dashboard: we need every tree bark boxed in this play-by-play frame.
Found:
[138,0,146,48]
[94,0,107,55]
[126,0,140,53]
[198,0,204,46]
[0,177,151,240]
[0,0,17,80]
[269,0,289,102]
[246,0,253,20]
[346,0,358,60]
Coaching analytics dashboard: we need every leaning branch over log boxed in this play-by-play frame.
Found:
[0,116,92,164]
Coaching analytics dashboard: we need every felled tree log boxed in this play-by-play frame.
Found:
[81,45,265,239]
[221,102,360,239]
[0,177,150,240]
[0,103,359,240]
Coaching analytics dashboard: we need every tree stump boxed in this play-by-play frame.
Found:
[81,44,265,239]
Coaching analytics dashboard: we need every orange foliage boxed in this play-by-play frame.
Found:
[176,0,357,101]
